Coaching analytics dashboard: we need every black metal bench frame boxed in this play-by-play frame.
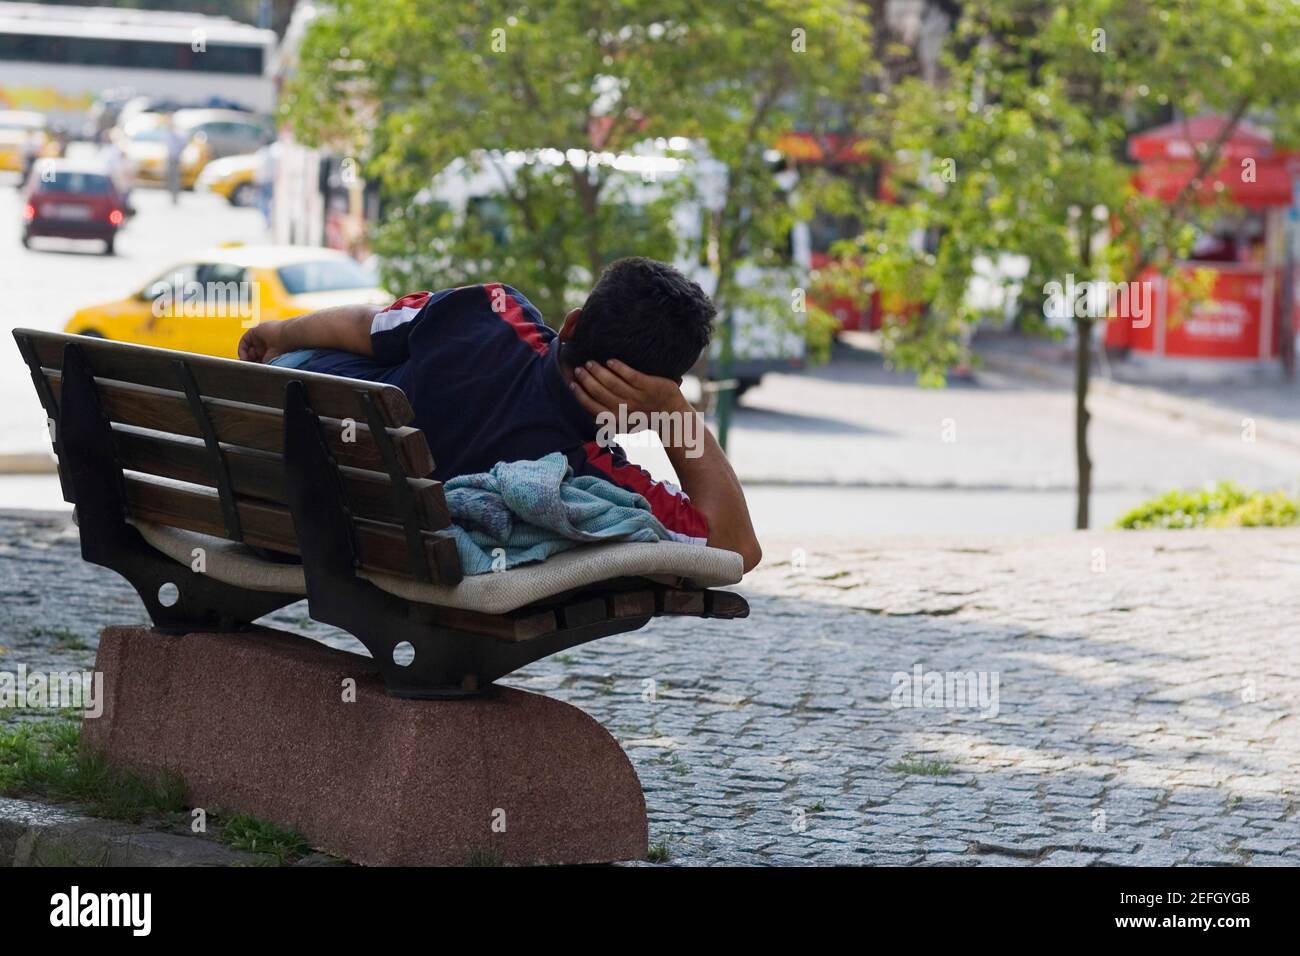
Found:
[24,337,748,699]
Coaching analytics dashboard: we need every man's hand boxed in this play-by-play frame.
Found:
[571,359,689,430]
[238,320,287,364]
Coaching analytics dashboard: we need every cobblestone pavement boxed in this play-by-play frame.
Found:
[3,511,1298,866]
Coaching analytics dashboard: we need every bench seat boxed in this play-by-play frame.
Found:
[134,520,743,615]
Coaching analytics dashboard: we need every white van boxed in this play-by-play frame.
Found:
[414,142,811,394]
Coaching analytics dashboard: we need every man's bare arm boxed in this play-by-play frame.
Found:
[658,415,762,572]
[573,359,762,572]
[237,303,381,363]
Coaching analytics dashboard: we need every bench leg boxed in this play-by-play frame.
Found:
[58,343,297,631]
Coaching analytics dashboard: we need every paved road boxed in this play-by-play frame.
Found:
[637,345,1300,532]
[726,345,1300,497]
[4,169,1299,534]
[0,171,267,458]
[0,472,1159,538]
[4,511,1297,866]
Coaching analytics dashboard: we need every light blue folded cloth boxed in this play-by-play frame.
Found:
[267,349,319,369]
[444,452,671,574]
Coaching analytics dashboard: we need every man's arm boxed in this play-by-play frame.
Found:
[237,303,381,363]
[572,359,762,573]
[657,416,761,571]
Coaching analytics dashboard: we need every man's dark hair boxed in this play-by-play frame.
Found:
[566,257,715,379]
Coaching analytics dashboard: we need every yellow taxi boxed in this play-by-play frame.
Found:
[64,245,392,358]
[0,110,47,174]
[194,153,258,206]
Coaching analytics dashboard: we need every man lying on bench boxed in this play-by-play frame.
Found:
[237,256,762,573]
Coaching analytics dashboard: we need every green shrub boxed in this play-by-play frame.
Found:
[1207,490,1300,528]
[1115,482,1300,530]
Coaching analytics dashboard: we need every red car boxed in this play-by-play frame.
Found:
[21,159,128,255]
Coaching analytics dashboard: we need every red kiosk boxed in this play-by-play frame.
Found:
[1105,115,1299,373]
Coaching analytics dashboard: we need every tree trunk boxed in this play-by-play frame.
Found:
[572,170,603,279]
[710,207,737,452]
[1074,315,1092,530]
[1074,212,1097,531]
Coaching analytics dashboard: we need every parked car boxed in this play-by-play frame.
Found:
[120,109,271,188]
[172,108,272,180]
[194,153,258,206]
[64,245,391,357]
[22,159,128,255]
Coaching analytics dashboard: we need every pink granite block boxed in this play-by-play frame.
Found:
[82,625,648,866]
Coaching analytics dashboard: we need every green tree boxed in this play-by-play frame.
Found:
[847,0,1300,527]
[284,0,874,443]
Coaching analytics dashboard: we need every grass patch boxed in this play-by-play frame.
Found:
[656,752,689,776]
[24,627,88,652]
[647,842,671,863]
[889,756,954,777]
[0,717,186,822]
[218,814,312,866]
[1,718,317,865]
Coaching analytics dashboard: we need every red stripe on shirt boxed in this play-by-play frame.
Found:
[583,441,710,543]
[483,282,547,354]
[383,291,431,313]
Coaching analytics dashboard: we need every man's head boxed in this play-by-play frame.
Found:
[559,257,715,380]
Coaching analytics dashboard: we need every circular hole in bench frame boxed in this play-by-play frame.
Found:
[392,641,416,667]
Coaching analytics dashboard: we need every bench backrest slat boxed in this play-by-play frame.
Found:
[15,328,462,586]
[45,370,434,476]
[113,425,451,530]
[23,329,414,425]
[124,474,461,582]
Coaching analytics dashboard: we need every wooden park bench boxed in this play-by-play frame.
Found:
[13,329,749,699]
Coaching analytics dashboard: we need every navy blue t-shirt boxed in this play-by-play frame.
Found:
[273,283,708,544]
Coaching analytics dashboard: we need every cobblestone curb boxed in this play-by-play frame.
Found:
[0,796,263,867]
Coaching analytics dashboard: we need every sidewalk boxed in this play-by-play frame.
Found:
[4,510,1296,866]
[976,330,1300,455]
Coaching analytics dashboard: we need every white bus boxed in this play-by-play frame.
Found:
[0,2,276,130]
